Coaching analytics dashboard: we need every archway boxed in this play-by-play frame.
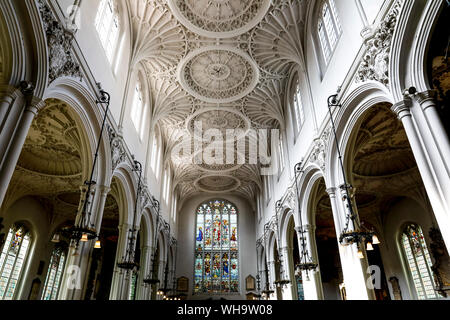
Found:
[85,178,120,300]
[427,4,450,137]
[0,98,92,300]
[311,178,344,300]
[346,102,448,300]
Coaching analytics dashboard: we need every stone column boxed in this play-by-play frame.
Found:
[158,260,167,300]
[0,85,21,135]
[392,99,450,252]
[267,260,276,300]
[109,223,132,300]
[280,246,294,300]
[58,183,110,300]
[295,225,322,300]
[137,245,151,300]
[326,187,372,300]
[0,85,45,206]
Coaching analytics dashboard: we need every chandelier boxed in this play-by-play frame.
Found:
[293,162,318,277]
[63,86,111,248]
[117,159,143,271]
[273,201,290,288]
[143,198,162,286]
[327,93,381,257]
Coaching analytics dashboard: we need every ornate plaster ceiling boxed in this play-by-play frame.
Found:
[127,0,306,199]
[2,99,84,221]
[351,103,427,230]
[178,46,259,103]
[167,0,271,38]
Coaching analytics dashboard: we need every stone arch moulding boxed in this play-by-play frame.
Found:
[111,164,138,227]
[409,1,445,93]
[325,82,394,187]
[388,0,439,101]
[43,77,113,186]
[0,0,47,94]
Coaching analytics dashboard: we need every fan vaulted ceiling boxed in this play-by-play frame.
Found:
[128,0,307,200]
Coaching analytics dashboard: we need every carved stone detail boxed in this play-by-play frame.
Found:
[107,125,127,173]
[38,0,83,83]
[355,0,404,86]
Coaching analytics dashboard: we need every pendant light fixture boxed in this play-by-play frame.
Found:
[117,159,142,271]
[144,198,162,287]
[327,93,381,252]
[293,162,318,277]
[63,86,111,248]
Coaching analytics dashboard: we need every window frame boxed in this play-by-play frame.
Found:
[0,224,32,300]
[130,79,147,141]
[400,223,438,300]
[315,0,343,72]
[193,200,240,295]
[95,0,120,65]
[41,245,67,300]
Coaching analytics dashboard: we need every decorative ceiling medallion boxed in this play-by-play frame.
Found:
[186,107,251,141]
[177,46,260,103]
[167,0,271,38]
[194,174,241,193]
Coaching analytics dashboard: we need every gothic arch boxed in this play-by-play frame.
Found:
[43,78,112,185]
[325,82,393,188]
[389,0,444,100]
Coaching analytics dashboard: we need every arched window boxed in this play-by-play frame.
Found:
[95,0,120,63]
[401,224,437,300]
[194,200,239,294]
[130,80,147,140]
[41,246,66,300]
[317,0,342,64]
[0,225,31,300]
[292,81,305,134]
[277,132,285,174]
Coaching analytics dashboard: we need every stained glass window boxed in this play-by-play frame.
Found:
[194,200,239,294]
[401,224,438,300]
[41,246,66,300]
[129,271,138,300]
[0,225,31,300]
[317,0,342,64]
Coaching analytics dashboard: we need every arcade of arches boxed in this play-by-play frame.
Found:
[0,0,449,301]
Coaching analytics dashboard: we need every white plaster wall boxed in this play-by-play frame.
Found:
[175,194,257,300]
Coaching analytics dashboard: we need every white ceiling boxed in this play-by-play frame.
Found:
[127,0,307,200]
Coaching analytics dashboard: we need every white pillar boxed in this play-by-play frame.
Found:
[280,246,294,300]
[295,225,322,300]
[326,186,372,300]
[0,93,45,206]
[137,245,151,300]
[110,223,132,300]
[392,99,450,253]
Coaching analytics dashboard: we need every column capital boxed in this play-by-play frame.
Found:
[25,97,46,115]
[0,84,21,100]
[416,90,438,111]
[326,187,338,196]
[391,98,412,120]
[97,184,111,196]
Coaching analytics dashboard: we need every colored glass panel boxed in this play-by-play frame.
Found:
[401,224,438,300]
[194,200,239,294]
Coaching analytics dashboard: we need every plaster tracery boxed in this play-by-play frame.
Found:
[356,0,404,86]
[38,0,82,83]
[178,47,259,104]
[167,0,271,38]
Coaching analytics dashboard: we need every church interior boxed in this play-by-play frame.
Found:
[0,0,449,301]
